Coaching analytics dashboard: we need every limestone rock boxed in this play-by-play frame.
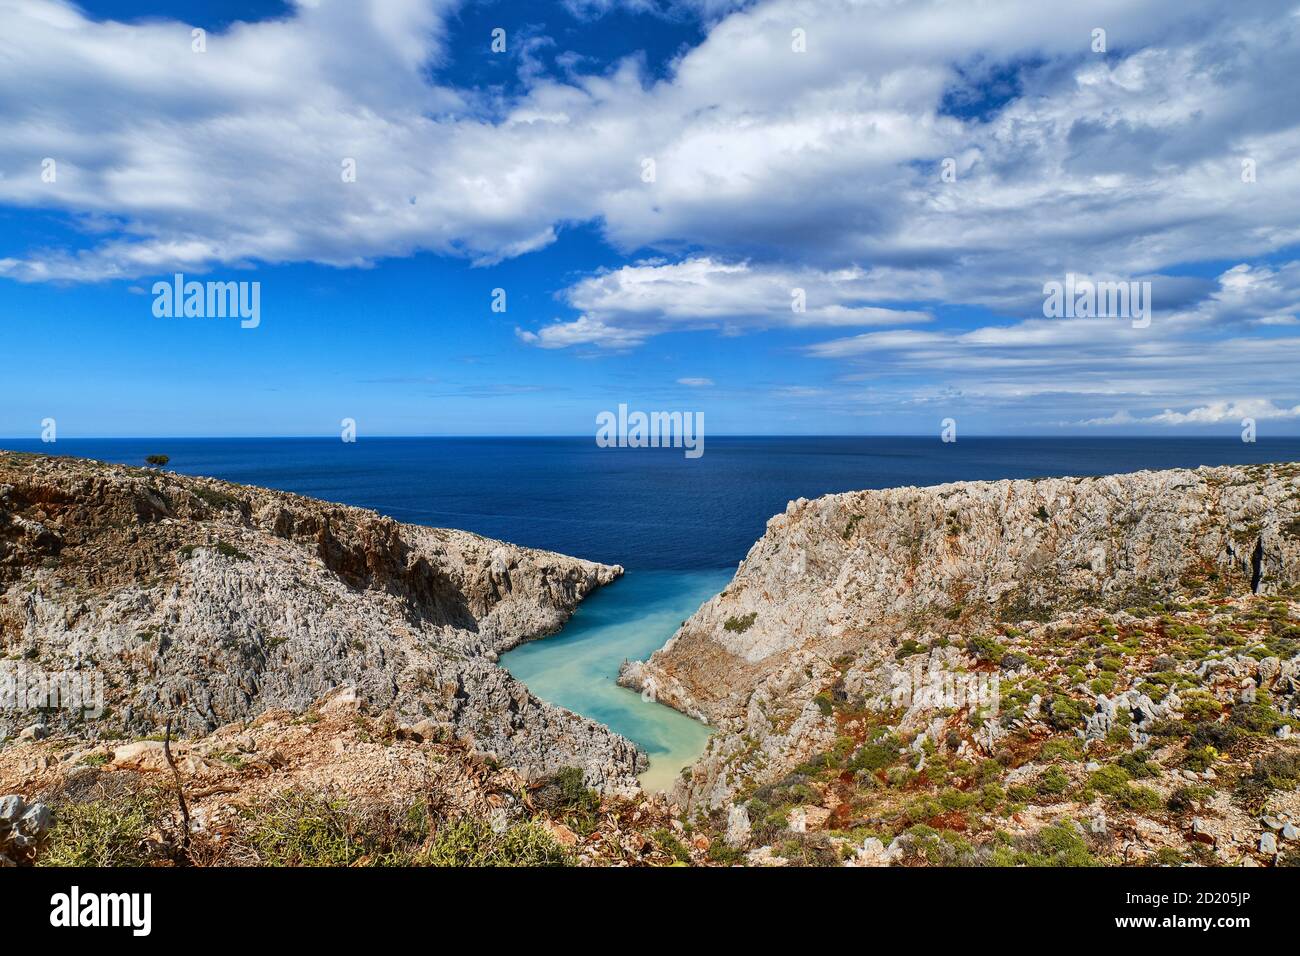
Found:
[0,453,638,791]
[628,462,1300,808]
[724,804,751,847]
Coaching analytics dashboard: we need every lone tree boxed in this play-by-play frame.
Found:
[145,454,170,468]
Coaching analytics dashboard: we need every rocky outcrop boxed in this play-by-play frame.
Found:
[621,462,1300,808]
[0,452,641,790]
[0,793,50,865]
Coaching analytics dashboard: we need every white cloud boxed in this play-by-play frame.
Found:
[3,0,1300,295]
[4,0,1300,427]
[517,257,931,347]
[803,262,1300,423]
[1082,399,1300,426]
[677,376,714,386]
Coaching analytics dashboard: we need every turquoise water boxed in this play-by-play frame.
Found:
[500,569,732,792]
[20,437,1300,791]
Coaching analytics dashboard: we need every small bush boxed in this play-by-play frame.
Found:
[1188,721,1239,751]
[1040,738,1085,762]
[1114,784,1162,812]
[1087,765,1161,812]
[423,819,571,867]
[1116,750,1160,779]
[1000,651,1029,671]
[1037,766,1071,797]
[966,634,1006,663]
[1179,691,1223,723]
[850,737,901,773]
[216,541,252,563]
[1046,696,1085,731]
[1245,751,1300,790]
[1088,765,1131,796]
[240,791,570,867]
[1230,700,1282,735]
[895,638,927,660]
[532,767,600,817]
[1166,784,1213,814]
[244,793,390,866]
[651,828,691,863]
[994,821,1098,867]
[723,612,758,634]
[39,791,169,867]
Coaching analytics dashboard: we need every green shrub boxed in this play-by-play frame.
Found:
[423,819,571,867]
[1188,721,1239,751]
[996,821,1098,867]
[216,541,252,562]
[1230,700,1282,735]
[1087,765,1161,812]
[1166,784,1213,814]
[39,791,169,867]
[1179,691,1223,723]
[706,840,746,865]
[651,828,691,863]
[1046,696,1085,731]
[244,793,387,866]
[723,612,758,633]
[966,634,1006,663]
[850,738,900,773]
[1116,750,1160,779]
[1000,651,1029,671]
[895,638,926,660]
[1037,766,1071,797]
[1088,765,1131,796]
[242,791,570,867]
[1040,738,1085,762]
[533,767,600,817]
[1034,821,1097,865]
[194,486,244,511]
[1090,674,1116,695]
[1114,784,1162,812]
[1245,751,1300,790]
[938,788,975,812]
[1182,745,1217,771]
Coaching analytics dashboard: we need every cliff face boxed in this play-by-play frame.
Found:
[621,463,1300,813]
[0,452,641,790]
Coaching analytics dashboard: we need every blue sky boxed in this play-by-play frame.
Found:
[2,0,1300,437]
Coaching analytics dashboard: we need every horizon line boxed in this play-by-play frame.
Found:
[6,434,1300,442]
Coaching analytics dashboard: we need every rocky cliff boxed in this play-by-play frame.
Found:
[621,463,1300,862]
[0,451,642,790]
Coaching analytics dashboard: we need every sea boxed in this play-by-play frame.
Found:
[7,436,1299,789]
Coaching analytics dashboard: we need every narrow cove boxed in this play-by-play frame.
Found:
[500,569,732,792]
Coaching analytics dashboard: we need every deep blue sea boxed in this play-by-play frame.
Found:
[5,436,1298,570]
[8,436,1299,787]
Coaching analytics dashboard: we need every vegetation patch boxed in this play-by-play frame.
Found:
[723,612,758,634]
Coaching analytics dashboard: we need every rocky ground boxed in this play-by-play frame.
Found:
[5,454,1300,867]
[0,451,642,792]
[1,688,694,867]
[622,462,1300,866]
